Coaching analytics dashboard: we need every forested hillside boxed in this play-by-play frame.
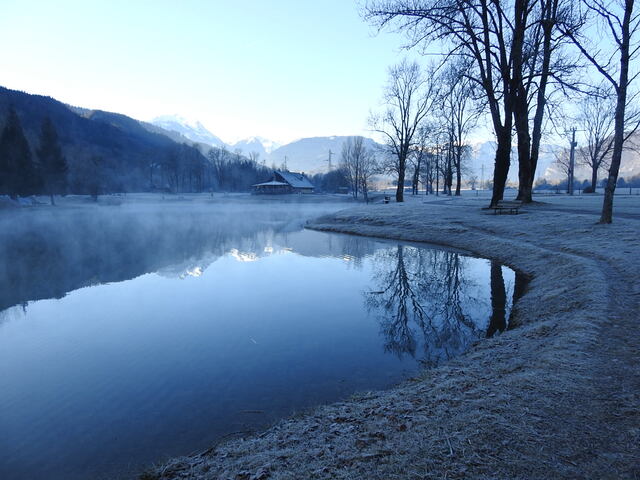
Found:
[0,87,271,199]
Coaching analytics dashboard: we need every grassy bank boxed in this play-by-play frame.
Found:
[147,195,639,480]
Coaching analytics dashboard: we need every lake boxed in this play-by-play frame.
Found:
[0,199,521,479]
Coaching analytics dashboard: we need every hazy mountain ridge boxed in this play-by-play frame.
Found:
[540,135,640,184]
[147,116,572,182]
[469,141,562,184]
[267,136,381,174]
[148,115,384,175]
[0,86,208,192]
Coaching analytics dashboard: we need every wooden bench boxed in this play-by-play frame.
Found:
[492,200,523,215]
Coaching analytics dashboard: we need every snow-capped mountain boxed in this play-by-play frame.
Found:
[268,136,381,174]
[148,112,583,182]
[231,136,281,160]
[151,115,226,149]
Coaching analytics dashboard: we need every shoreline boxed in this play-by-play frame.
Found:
[147,195,639,479]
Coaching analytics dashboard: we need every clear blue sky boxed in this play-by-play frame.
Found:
[0,0,416,144]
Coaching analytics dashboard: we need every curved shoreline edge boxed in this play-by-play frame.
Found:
[148,198,639,480]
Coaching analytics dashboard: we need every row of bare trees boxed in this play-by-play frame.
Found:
[339,136,379,202]
[339,57,480,203]
[369,57,481,202]
[365,0,639,223]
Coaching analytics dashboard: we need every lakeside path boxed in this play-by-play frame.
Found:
[149,195,639,480]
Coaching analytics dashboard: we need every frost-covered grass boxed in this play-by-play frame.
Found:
[145,194,639,479]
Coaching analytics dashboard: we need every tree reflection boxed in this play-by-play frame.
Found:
[365,245,517,366]
[486,261,507,338]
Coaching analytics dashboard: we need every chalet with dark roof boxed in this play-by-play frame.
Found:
[252,170,314,194]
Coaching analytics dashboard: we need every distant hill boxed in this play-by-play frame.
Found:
[467,141,562,184]
[268,136,381,174]
[147,116,386,175]
[541,134,640,184]
[0,86,208,192]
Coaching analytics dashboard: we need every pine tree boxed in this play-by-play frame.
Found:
[36,117,68,205]
[0,107,40,199]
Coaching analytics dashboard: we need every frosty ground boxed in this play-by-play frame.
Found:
[147,192,639,480]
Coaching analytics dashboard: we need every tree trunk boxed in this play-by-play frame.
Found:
[490,128,512,206]
[600,1,632,223]
[515,133,533,202]
[486,261,507,338]
[446,146,453,195]
[455,147,462,196]
[396,156,405,202]
[526,0,556,197]
[591,167,598,192]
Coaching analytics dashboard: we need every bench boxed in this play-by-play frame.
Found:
[492,200,523,215]
[383,195,391,204]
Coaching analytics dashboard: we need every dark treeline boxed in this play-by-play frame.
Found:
[310,168,350,194]
[0,99,272,203]
[148,142,273,194]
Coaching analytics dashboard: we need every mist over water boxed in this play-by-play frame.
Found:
[0,199,519,480]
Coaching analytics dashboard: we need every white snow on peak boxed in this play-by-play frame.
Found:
[232,136,282,156]
[153,114,198,129]
[151,114,226,148]
[248,137,281,153]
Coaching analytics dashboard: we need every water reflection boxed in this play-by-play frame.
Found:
[0,202,347,313]
[0,202,523,480]
[365,245,523,366]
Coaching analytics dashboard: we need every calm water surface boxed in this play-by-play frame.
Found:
[0,200,520,479]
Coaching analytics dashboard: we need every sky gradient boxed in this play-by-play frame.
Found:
[0,0,418,144]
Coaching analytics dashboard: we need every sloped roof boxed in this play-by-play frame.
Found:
[252,180,289,187]
[276,170,314,189]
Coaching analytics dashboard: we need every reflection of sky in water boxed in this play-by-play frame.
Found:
[0,205,518,480]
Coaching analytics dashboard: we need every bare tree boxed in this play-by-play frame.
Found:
[366,0,580,205]
[362,149,380,203]
[577,85,616,191]
[248,151,260,164]
[409,124,434,195]
[514,0,580,202]
[439,59,480,195]
[366,0,518,206]
[370,59,438,202]
[553,146,573,191]
[468,174,479,190]
[561,0,640,222]
[340,136,379,201]
[341,136,363,199]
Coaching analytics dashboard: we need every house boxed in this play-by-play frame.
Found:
[252,170,315,194]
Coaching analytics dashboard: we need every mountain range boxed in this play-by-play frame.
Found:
[2,87,638,190]
[149,115,572,182]
[149,115,380,175]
